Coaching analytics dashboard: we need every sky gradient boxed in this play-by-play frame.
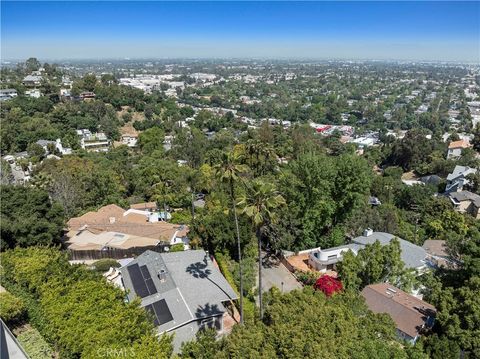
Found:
[1,1,479,62]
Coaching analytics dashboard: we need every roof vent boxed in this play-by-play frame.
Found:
[158,269,167,282]
[363,228,373,237]
[386,287,397,296]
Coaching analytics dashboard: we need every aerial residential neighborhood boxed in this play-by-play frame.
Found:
[0,1,479,359]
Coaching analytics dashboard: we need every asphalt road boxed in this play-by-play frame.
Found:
[261,254,303,294]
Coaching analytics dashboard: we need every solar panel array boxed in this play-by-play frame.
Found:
[127,263,157,298]
[145,299,173,326]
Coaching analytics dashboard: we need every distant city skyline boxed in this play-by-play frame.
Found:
[1,1,479,62]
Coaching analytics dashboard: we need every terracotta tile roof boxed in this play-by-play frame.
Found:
[66,204,189,244]
[67,204,125,229]
[448,139,470,149]
[66,231,160,250]
[361,283,436,339]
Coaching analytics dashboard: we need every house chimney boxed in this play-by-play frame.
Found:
[158,269,167,282]
[363,228,373,237]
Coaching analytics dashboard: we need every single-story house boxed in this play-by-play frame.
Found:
[447,139,471,159]
[308,229,427,273]
[361,283,436,344]
[66,204,189,254]
[120,250,238,352]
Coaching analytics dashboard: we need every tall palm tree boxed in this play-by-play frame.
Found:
[214,151,249,324]
[238,179,285,320]
[245,139,277,176]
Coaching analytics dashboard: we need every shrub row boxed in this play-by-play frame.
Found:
[16,325,55,359]
[214,252,256,322]
[1,247,172,359]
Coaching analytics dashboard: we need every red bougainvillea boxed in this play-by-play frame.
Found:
[314,275,343,297]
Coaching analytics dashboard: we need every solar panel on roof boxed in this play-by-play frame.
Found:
[152,299,173,325]
[145,278,157,295]
[127,264,149,298]
[144,304,160,326]
[140,265,151,280]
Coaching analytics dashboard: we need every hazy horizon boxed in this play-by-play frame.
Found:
[2,1,479,63]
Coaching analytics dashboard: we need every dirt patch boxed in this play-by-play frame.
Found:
[401,171,418,181]
[117,106,145,122]
[119,122,139,137]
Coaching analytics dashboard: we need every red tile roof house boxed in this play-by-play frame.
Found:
[447,139,471,159]
[65,204,189,259]
[361,283,436,344]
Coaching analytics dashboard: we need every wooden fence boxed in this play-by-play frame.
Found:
[68,245,169,261]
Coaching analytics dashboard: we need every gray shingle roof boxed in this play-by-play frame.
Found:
[120,250,238,343]
[352,232,426,269]
[449,190,480,207]
[446,165,476,182]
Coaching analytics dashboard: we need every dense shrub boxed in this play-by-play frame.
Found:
[313,275,343,296]
[295,270,318,286]
[92,258,121,272]
[170,243,185,252]
[0,291,26,323]
[215,252,256,322]
[1,247,172,358]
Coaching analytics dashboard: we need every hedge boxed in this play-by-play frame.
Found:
[92,258,121,272]
[0,291,26,323]
[169,243,185,252]
[1,247,172,359]
[16,326,55,359]
[214,252,256,322]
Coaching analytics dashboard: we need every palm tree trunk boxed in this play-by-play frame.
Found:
[231,183,244,325]
[191,191,195,222]
[256,228,263,320]
[257,227,263,320]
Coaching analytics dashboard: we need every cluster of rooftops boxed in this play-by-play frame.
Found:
[64,203,443,349]
[66,204,189,252]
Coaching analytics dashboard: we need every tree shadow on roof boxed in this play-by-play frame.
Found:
[194,303,222,319]
[185,254,236,303]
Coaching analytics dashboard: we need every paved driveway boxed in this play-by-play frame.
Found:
[261,254,303,293]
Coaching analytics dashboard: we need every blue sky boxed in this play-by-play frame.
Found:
[1,1,479,61]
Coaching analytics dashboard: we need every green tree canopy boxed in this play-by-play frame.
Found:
[0,186,64,250]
